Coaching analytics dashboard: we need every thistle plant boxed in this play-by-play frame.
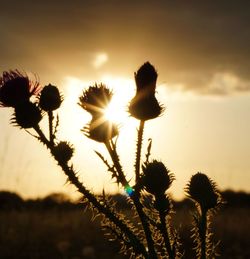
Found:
[0,63,223,258]
[186,173,222,259]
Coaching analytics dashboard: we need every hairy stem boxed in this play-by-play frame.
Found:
[105,141,128,186]
[48,110,54,143]
[200,208,207,259]
[158,209,175,259]
[33,125,148,258]
[105,140,157,259]
[135,120,145,183]
[132,192,158,259]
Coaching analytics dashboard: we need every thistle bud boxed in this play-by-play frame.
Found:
[142,160,174,196]
[83,117,118,143]
[53,141,74,163]
[39,84,62,111]
[135,62,158,94]
[79,83,113,116]
[0,70,40,107]
[129,62,163,121]
[186,172,219,210]
[79,84,118,142]
[12,101,42,128]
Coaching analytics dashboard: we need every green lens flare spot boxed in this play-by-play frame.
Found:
[125,185,134,196]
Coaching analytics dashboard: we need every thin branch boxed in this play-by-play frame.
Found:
[105,140,128,187]
[135,120,145,183]
[95,150,119,181]
[48,110,54,143]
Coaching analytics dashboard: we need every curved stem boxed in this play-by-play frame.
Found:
[135,120,145,183]
[33,125,148,258]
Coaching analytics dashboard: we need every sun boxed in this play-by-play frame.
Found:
[100,75,135,125]
[104,96,130,127]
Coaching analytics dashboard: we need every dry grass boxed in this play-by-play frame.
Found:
[0,206,249,258]
[0,209,126,259]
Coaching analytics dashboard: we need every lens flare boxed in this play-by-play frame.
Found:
[125,185,134,196]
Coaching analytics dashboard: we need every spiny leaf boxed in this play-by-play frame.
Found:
[95,150,119,179]
[53,113,60,137]
[145,138,152,165]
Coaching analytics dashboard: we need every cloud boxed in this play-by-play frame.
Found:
[92,53,108,69]
[163,70,250,96]
[1,1,250,95]
[184,72,250,95]
[205,73,250,95]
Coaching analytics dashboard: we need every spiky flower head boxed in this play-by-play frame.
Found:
[79,83,113,116]
[79,83,118,142]
[53,141,74,163]
[0,70,40,107]
[39,84,63,111]
[129,62,163,121]
[135,62,158,94]
[186,172,220,211]
[82,118,118,143]
[142,160,174,196]
[12,101,42,128]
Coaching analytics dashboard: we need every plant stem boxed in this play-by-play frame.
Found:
[135,120,145,183]
[33,125,148,258]
[48,110,54,143]
[132,192,158,259]
[105,141,128,186]
[34,125,53,148]
[158,209,175,259]
[105,140,158,259]
[200,208,207,259]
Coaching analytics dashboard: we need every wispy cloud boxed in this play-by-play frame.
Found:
[92,53,108,69]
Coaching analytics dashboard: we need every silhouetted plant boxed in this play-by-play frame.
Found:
[0,63,222,258]
[186,173,222,259]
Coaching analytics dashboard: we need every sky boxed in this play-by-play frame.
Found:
[0,0,250,200]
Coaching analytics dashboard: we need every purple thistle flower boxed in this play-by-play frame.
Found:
[0,70,41,107]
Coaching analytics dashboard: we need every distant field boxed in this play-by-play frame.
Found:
[0,209,126,259]
[0,206,249,258]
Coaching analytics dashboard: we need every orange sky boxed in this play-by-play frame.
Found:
[0,1,250,199]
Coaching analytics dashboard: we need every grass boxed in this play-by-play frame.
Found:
[0,209,126,259]
[0,205,249,258]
